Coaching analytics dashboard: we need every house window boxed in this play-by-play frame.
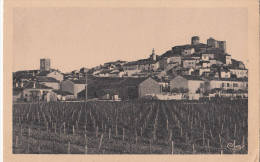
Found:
[222,83,225,87]
[233,83,238,87]
[227,83,230,87]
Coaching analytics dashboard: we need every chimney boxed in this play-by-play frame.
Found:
[15,82,18,88]
[33,82,36,89]
[20,82,23,88]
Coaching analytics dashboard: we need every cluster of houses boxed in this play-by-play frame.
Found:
[13,36,248,102]
[13,59,88,102]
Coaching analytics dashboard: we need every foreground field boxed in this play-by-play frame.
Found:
[12,99,248,154]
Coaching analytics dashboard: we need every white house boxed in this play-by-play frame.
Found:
[202,53,214,60]
[182,58,197,69]
[22,82,55,102]
[37,76,60,90]
[167,56,182,65]
[201,54,209,61]
[124,69,142,77]
[37,70,64,82]
[109,71,125,77]
[220,69,231,78]
[225,54,232,65]
[53,90,75,101]
[123,59,159,72]
[209,78,248,91]
[170,75,204,100]
[201,61,211,68]
[199,68,211,76]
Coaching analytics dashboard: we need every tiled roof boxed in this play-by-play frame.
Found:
[37,76,60,83]
[89,77,156,88]
[24,82,52,89]
[38,70,62,76]
[14,70,39,73]
[13,71,37,81]
[71,79,86,84]
[13,70,39,78]
[37,71,50,76]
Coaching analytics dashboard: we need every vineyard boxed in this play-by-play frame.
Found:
[12,99,248,154]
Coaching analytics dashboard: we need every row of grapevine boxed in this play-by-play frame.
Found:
[12,99,248,154]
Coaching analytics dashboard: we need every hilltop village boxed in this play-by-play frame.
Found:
[13,36,248,102]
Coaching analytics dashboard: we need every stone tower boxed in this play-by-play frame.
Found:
[218,41,226,52]
[191,36,200,45]
[207,37,217,48]
[40,58,51,72]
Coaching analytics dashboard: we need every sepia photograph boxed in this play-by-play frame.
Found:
[2,0,260,161]
[11,7,249,154]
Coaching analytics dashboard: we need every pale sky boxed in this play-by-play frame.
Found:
[13,8,248,72]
